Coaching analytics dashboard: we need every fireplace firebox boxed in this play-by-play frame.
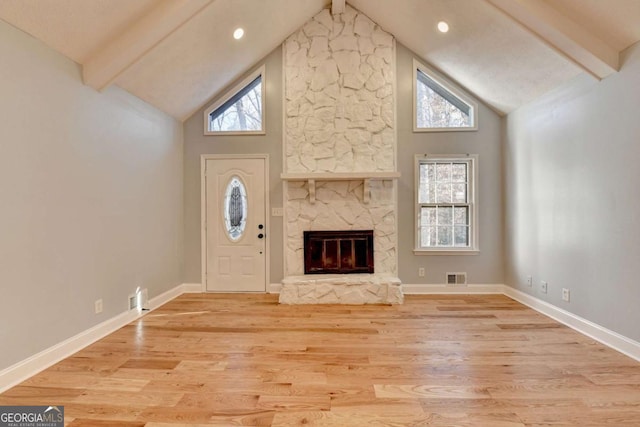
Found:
[304,230,374,274]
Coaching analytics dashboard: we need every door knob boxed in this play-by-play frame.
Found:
[258,233,264,239]
[258,224,264,229]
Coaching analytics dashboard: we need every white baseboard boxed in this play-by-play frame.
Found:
[268,283,282,293]
[0,283,200,393]
[181,283,204,293]
[385,282,640,361]
[3,283,637,393]
[403,283,505,294]
[503,286,640,362]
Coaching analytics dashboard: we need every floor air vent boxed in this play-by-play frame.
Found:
[446,272,467,286]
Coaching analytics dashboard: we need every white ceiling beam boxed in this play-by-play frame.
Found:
[485,0,618,79]
[332,0,345,15]
[83,0,214,91]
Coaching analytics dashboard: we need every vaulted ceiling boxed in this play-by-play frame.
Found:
[1,0,638,120]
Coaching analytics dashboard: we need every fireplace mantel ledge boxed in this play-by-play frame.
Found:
[281,171,400,204]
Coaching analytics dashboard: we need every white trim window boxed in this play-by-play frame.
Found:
[415,154,479,255]
[204,65,265,135]
[413,59,477,132]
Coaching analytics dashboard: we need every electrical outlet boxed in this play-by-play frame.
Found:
[94,299,103,314]
[526,275,533,287]
[562,288,570,302]
[540,281,548,294]
[272,207,284,217]
[418,267,425,277]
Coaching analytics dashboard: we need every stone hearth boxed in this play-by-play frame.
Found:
[279,274,403,305]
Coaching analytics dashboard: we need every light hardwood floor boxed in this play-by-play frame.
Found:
[1,294,639,426]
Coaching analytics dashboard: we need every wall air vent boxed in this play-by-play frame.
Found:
[446,272,467,286]
[128,294,138,310]
[128,288,149,311]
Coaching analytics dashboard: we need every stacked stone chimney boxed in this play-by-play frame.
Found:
[282,4,399,282]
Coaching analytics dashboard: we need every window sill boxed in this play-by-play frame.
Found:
[414,249,479,256]
[413,126,477,133]
[204,130,266,136]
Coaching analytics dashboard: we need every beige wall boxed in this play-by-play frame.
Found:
[0,20,184,370]
[183,47,284,284]
[396,43,505,285]
[504,42,640,342]
[183,41,505,286]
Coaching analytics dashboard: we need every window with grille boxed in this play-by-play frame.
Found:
[415,154,478,254]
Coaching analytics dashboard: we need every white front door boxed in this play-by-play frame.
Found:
[204,157,267,292]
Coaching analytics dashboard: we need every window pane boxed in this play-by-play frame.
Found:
[427,182,436,203]
[436,163,451,182]
[454,207,468,225]
[427,163,435,181]
[416,70,472,129]
[436,183,451,203]
[210,77,262,132]
[452,183,467,203]
[418,163,435,203]
[420,226,436,247]
[452,163,467,182]
[454,226,469,246]
[437,226,452,246]
[419,163,436,182]
[437,207,453,226]
[421,207,436,226]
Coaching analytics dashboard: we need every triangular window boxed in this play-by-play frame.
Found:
[413,60,477,131]
[204,66,265,134]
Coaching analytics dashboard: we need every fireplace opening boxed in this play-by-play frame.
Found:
[304,230,374,274]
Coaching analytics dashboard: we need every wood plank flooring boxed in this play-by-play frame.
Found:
[1,294,639,426]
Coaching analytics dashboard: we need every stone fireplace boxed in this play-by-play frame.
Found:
[279,4,403,304]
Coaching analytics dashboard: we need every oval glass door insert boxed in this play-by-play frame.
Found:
[223,176,248,241]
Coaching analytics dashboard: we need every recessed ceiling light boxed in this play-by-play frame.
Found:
[437,21,449,33]
[233,28,244,40]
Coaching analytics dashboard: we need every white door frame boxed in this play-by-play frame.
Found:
[201,154,270,292]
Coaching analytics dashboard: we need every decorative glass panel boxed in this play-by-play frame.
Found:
[223,176,248,241]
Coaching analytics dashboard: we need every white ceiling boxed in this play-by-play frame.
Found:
[0,0,159,63]
[115,0,329,121]
[543,0,640,51]
[0,0,638,120]
[350,0,584,113]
